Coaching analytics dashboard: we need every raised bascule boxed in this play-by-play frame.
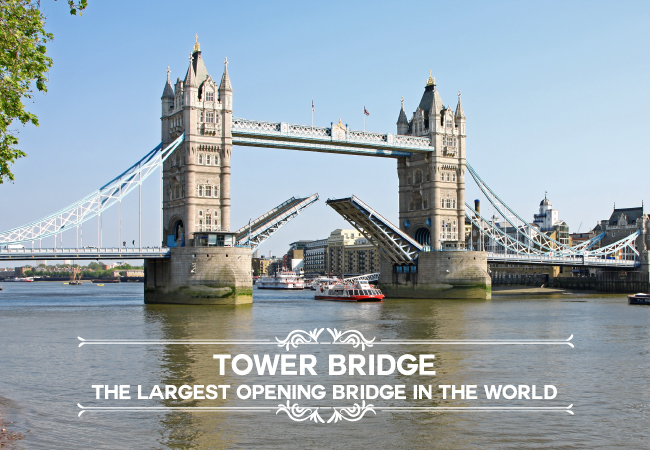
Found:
[1,37,648,302]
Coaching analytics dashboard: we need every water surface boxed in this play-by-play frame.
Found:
[0,282,648,449]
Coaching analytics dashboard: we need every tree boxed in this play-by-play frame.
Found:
[0,0,87,184]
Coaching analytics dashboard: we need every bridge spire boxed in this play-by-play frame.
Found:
[161,66,174,99]
[455,90,465,119]
[426,70,435,87]
[219,57,232,92]
[184,54,198,88]
[193,33,200,52]
[396,96,408,135]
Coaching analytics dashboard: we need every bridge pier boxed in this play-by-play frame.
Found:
[378,251,491,299]
[144,246,252,305]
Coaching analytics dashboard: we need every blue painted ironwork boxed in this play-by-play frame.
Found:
[0,246,170,261]
[0,134,184,245]
[234,194,319,250]
[326,196,422,264]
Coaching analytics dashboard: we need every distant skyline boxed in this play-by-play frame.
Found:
[1,0,649,266]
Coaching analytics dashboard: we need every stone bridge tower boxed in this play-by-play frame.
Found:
[160,36,232,247]
[396,73,466,251]
[146,37,250,305]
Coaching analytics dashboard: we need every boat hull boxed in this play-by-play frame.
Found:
[315,295,384,302]
[258,285,305,290]
[628,294,650,305]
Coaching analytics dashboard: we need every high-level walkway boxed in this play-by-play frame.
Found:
[232,118,430,157]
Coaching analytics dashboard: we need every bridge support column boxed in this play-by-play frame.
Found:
[378,251,491,299]
[144,247,252,305]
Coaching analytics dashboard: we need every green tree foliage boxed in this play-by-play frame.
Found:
[0,0,86,184]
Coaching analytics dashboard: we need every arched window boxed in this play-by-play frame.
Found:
[452,173,456,182]
[198,154,203,165]
[198,185,203,197]
[206,155,211,165]
[205,185,212,197]
[414,170,422,184]
[441,198,445,208]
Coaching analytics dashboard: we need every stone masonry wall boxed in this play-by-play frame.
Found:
[379,251,491,299]
[145,246,252,305]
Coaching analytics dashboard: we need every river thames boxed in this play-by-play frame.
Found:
[0,282,649,449]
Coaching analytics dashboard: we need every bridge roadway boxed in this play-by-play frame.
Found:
[0,247,170,261]
[485,252,638,268]
[0,246,638,269]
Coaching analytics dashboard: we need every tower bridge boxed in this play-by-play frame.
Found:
[1,38,648,301]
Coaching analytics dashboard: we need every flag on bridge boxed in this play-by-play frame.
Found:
[312,100,315,112]
[364,106,369,116]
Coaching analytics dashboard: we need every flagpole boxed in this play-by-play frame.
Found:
[363,105,366,131]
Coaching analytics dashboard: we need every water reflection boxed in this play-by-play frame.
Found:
[144,305,254,449]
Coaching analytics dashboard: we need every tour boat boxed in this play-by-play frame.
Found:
[315,279,384,302]
[628,293,650,305]
[257,271,305,290]
[309,276,340,290]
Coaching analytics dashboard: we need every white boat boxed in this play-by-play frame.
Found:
[257,271,305,290]
[13,277,34,282]
[315,279,384,302]
[309,276,340,290]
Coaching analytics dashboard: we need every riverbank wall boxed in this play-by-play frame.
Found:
[492,271,649,294]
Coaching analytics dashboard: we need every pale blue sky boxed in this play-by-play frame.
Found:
[1,0,649,263]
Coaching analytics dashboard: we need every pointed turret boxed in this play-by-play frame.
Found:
[184,54,198,88]
[219,57,232,92]
[415,71,444,132]
[455,90,465,119]
[397,97,408,135]
[162,66,174,99]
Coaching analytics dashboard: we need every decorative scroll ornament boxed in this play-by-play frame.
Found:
[327,328,375,350]
[275,328,324,351]
[276,401,324,423]
[328,401,376,423]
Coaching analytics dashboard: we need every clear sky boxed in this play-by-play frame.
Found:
[1,0,649,265]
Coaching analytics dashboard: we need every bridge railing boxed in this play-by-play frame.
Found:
[0,246,169,255]
[232,118,432,150]
[486,252,638,267]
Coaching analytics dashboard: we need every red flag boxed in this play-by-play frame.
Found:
[364,106,369,116]
[312,100,315,112]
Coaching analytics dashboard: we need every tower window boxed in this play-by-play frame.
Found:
[198,185,203,197]
[206,111,215,123]
[206,155,211,165]
[198,154,203,165]
[205,185,212,197]
[206,91,214,102]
